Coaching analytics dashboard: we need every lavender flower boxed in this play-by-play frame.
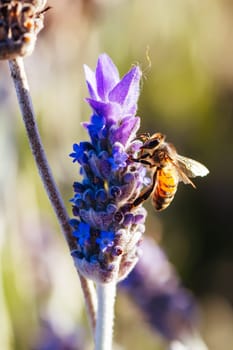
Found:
[0,0,47,60]
[70,54,147,283]
[120,238,200,345]
[33,319,85,350]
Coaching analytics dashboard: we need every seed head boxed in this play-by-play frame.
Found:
[0,0,47,59]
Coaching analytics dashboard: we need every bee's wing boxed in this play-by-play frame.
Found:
[176,155,209,178]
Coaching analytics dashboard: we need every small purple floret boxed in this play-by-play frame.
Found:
[96,231,115,252]
[73,222,90,246]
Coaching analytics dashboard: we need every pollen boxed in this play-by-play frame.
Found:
[22,33,32,43]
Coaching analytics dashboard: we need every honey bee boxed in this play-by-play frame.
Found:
[132,132,209,211]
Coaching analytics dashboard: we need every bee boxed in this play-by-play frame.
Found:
[132,132,209,211]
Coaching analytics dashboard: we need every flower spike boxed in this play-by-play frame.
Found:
[70,54,147,283]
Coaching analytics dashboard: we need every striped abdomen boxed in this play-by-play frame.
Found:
[152,167,179,211]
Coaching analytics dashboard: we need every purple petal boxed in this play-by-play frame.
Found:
[86,98,122,123]
[96,231,115,252]
[86,99,111,117]
[95,53,120,101]
[129,140,143,153]
[110,116,140,146]
[99,159,111,179]
[118,177,140,202]
[108,66,142,112]
[88,152,102,178]
[84,64,98,100]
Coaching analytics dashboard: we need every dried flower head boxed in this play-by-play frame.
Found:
[0,0,47,60]
[70,54,148,283]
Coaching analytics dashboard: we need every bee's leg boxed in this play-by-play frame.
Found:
[130,152,153,167]
[131,158,153,167]
[38,6,52,15]
[133,170,157,206]
[139,152,152,159]
[131,151,151,161]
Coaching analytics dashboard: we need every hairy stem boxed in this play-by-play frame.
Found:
[80,275,97,331]
[8,57,97,332]
[95,282,117,350]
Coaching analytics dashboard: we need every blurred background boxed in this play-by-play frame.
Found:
[0,0,233,349]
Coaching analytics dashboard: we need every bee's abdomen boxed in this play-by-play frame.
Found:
[152,168,178,211]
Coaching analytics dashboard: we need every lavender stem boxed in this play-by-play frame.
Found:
[8,57,97,333]
[95,282,117,350]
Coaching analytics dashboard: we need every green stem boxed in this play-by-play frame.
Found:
[95,282,117,350]
[8,57,97,333]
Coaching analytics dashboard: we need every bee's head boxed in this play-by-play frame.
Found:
[141,132,165,150]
